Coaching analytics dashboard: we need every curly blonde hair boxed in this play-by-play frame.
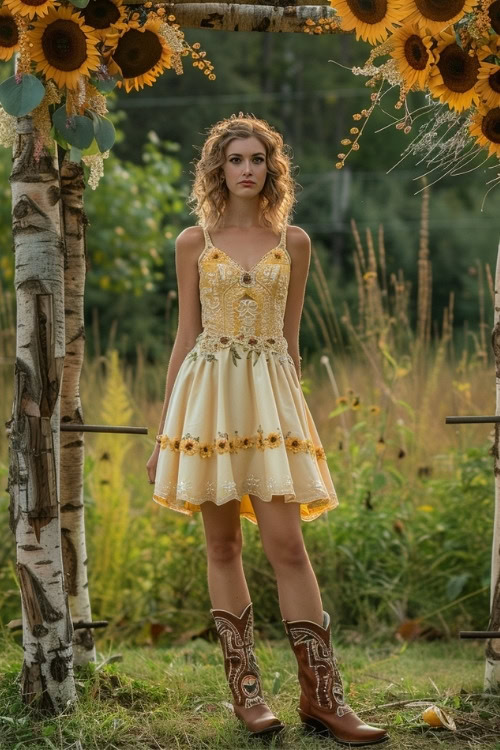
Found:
[187,112,298,236]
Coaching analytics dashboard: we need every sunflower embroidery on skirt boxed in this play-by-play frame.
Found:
[159,425,327,461]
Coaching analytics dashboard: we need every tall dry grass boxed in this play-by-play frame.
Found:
[303,185,494,481]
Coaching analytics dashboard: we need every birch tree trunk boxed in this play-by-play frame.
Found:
[127,1,340,32]
[59,157,96,666]
[486,237,500,690]
[5,113,76,713]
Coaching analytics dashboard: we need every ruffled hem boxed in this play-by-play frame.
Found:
[152,485,338,525]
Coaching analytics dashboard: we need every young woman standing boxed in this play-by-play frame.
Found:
[146,113,388,746]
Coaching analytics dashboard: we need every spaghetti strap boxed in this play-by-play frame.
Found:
[280,223,287,249]
[197,226,212,268]
[202,226,213,248]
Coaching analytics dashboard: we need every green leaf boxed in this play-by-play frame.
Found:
[82,138,101,156]
[395,399,415,418]
[52,105,94,149]
[67,0,90,6]
[271,671,281,695]
[87,110,116,151]
[328,404,349,419]
[50,124,69,150]
[0,74,45,116]
[69,146,82,163]
[373,473,386,491]
[89,73,121,94]
[386,466,404,486]
[446,573,470,601]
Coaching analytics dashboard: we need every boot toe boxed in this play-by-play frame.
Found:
[234,703,285,735]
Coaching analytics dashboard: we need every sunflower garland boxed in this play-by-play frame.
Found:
[105,16,173,92]
[476,61,500,106]
[428,31,481,112]
[0,1,216,188]
[28,4,101,90]
[0,6,21,61]
[469,104,500,156]
[399,0,479,34]
[331,0,407,44]
[390,23,435,91]
[3,0,57,21]
[325,0,499,183]
[79,0,128,45]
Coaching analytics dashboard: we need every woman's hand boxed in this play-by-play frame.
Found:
[146,444,160,485]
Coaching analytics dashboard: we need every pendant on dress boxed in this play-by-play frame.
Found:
[240,270,256,287]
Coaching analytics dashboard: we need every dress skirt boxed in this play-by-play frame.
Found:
[153,339,339,525]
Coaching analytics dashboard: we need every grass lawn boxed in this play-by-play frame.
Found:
[0,636,499,749]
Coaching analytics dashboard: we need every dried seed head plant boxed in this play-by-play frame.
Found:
[319,1,500,198]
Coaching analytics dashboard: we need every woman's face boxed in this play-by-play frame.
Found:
[221,136,268,197]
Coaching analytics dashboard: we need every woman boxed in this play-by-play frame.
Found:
[146,113,388,745]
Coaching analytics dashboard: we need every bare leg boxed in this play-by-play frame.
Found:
[200,498,250,613]
[249,494,324,626]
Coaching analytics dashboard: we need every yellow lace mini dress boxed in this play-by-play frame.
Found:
[152,223,339,524]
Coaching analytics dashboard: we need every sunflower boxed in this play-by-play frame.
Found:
[476,61,500,107]
[28,4,101,90]
[428,31,480,111]
[399,0,479,34]
[0,7,20,61]
[390,22,435,91]
[469,105,500,157]
[3,0,56,21]
[330,0,407,45]
[79,0,128,45]
[488,0,500,33]
[105,18,172,93]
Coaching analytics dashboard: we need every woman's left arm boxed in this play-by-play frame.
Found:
[282,226,311,381]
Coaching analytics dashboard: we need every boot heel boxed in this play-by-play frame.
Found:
[298,709,329,735]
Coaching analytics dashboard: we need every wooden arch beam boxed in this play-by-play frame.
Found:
[126,1,344,33]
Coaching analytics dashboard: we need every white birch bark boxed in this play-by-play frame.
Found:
[486,237,500,690]
[5,111,76,712]
[59,158,96,666]
[134,2,340,32]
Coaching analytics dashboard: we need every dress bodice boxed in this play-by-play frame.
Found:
[193,224,293,364]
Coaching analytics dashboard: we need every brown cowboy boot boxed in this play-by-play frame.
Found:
[211,601,285,738]
[283,610,389,746]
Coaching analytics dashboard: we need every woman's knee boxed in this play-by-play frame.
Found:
[207,534,243,564]
[265,536,309,569]
[201,499,242,564]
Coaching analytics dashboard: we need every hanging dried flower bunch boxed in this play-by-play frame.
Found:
[307,1,500,192]
[0,1,215,188]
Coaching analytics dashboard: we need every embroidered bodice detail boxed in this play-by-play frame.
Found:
[193,224,293,365]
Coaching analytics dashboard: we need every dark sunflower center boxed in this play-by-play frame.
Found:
[81,0,120,31]
[345,0,388,24]
[23,0,50,5]
[404,34,429,70]
[415,0,465,21]
[437,43,479,92]
[489,0,500,34]
[0,16,19,48]
[112,28,162,78]
[481,107,500,144]
[42,20,88,72]
[489,69,500,94]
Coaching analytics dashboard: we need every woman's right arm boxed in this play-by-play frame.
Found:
[157,226,205,436]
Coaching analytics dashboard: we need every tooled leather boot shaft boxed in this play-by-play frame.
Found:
[211,602,266,709]
[283,614,353,717]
